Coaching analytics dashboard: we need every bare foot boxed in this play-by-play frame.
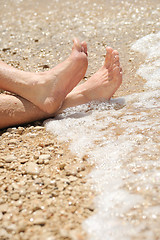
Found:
[58,47,122,113]
[77,47,122,101]
[2,38,87,114]
[28,38,88,113]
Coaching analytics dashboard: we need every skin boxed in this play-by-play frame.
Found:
[0,40,122,129]
[0,38,88,114]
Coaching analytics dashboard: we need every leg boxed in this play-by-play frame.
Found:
[0,47,122,129]
[0,94,52,129]
[0,38,88,114]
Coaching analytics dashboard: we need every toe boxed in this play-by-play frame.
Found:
[113,66,120,75]
[81,41,88,56]
[111,50,119,64]
[104,47,113,68]
[113,60,120,68]
[112,50,119,56]
[72,38,82,52]
[108,50,120,71]
[114,55,120,64]
[113,66,122,85]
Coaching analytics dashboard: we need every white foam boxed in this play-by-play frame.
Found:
[45,31,160,239]
[131,31,160,55]
[131,31,160,89]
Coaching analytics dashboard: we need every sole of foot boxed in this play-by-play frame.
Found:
[80,47,122,102]
[28,38,88,114]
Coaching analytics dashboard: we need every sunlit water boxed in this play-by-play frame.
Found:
[45,31,160,239]
[0,0,159,238]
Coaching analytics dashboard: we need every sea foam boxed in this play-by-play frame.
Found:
[45,31,160,240]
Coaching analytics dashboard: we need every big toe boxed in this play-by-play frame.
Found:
[108,50,120,71]
[72,38,82,52]
[104,47,114,68]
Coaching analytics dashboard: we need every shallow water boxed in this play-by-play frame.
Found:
[1,0,160,239]
[45,29,160,240]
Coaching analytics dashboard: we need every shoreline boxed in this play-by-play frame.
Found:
[0,0,159,239]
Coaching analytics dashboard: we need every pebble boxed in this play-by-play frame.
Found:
[19,189,26,196]
[65,166,77,176]
[76,172,86,178]
[0,204,8,213]
[34,154,39,160]
[33,217,46,226]
[47,147,55,151]
[43,178,51,186]
[17,222,27,233]
[11,193,20,201]
[7,163,16,170]
[25,162,40,175]
[35,186,41,194]
[17,127,24,134]
[60,229,69,238]
[34,126,44,130]
[11,183,20,190]
[76,164,85,172]
[8,146,15,150]
[2,213,12,222]
[50,180,56,186]
[3,155,17,163]
[2,47,10,51]
[32,201,42,212]
[15,199,23,207]
[4,223,17,233]
[26,133,38,138]
[44,160,50,165]
[56,182,65,191]
[39,154,51,161]
[59,163,66,170]
[37,158,44,164]
[87,203,95,212]
[8,139,18,145]
[0,162,4,168]
[7,128,14,132]
[20,158,28,164]
[55,150,63,155]
[69,176,78,182]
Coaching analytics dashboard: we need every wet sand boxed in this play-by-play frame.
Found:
[0,0,160,239]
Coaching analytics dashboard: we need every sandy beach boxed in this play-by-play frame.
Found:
[0,0,160,239]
